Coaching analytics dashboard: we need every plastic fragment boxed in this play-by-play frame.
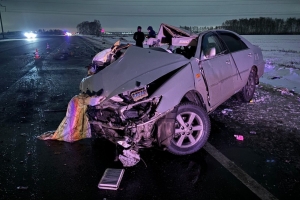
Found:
[17,186,28,190]
[249,131,256,135]
[277,88,294,96]
[222,108,233,115]
[234,135,244,141]
[119,149,140,167]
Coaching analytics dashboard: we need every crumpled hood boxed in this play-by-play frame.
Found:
[80,45,190,98]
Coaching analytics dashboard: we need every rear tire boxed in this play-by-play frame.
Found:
[167,103,211,155]
[237,67,256,102]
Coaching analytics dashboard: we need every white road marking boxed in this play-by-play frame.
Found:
[204,142,278,200]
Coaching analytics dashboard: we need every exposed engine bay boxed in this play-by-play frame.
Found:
[87,86,163,149]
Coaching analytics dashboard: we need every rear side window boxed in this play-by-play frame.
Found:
[217,31,248,53]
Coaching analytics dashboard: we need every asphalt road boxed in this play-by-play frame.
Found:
[0,36,299,200]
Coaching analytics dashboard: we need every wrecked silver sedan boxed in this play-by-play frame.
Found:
[79,23,265,158]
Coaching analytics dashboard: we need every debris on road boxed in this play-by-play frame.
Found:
[222,108,233,115]
[277,88,295,96]
[119,149,140,167]
[20,133,27,136]
[266,159,275,163]
[249,131,257,135]
[98,168,125,190]
[234,135,244,141]
[17,186,28,190]
[250,94,272,103]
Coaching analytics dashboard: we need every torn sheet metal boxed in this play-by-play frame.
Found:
[119,150,140,167]
[37,94,94,142]
[156,23,198,46]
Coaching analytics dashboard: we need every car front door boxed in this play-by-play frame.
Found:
[198,32,236,108]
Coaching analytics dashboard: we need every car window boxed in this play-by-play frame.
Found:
[200,32,225,59]
[217,31,248,53]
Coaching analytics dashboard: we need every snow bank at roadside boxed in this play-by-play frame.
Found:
[244,35,300,95]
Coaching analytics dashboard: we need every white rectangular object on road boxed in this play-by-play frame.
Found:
[98,168,125,190]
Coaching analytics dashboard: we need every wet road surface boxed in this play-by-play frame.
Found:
[0,36,299,200]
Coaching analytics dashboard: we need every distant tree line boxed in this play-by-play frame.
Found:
[180,26,216,33]
[181,17,300,35]
[76,20,101,36]
[221,17,300,34]
[37,29,64,35]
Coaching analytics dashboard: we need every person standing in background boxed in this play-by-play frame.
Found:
[147,26,156,38]
[133,26,145,48]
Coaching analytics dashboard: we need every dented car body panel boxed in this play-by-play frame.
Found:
[151,63,196,113]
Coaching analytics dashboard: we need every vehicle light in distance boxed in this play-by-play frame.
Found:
[24,32,37,39]
[65,32,72,36]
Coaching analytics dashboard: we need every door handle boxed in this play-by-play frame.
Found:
[226,60,231,64]
[248,53,252,57]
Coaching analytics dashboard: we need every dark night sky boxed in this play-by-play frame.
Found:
[0,0,299,33]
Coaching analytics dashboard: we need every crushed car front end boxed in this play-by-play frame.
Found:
[79,45,193,148]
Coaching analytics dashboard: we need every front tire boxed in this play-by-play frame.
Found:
[237,67,256,102]
[167,103,211,155]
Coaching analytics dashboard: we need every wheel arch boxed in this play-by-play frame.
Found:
[180,90,207,112]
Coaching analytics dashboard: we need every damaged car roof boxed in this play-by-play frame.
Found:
[157,23,198,46]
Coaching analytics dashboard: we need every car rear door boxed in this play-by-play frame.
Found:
[216,31,254,92]
[198,32,236,108]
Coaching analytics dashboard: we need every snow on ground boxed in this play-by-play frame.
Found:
[243,35,300,94]
[84,34,300,95]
